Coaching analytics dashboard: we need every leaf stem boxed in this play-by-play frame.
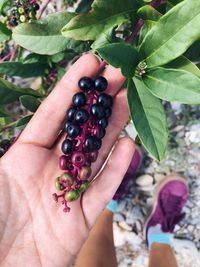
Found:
[0,121,17,131]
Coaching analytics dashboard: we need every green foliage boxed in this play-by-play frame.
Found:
[13,12,89,55]
[0,22,11,42]
[140,0,200,67]
[143,67,200,104]
[97,43,139,77]
[0,61,47,77]
[16,115,32,130]
[1,0,200,161]
[0,78,41,104]
[20,95,41,112]
[128,78,168,160]
[62,0,140,40]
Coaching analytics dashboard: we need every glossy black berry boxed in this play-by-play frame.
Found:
[10,17,18,26]
[11,9,17,16]
[33,3,40,11]
[66,107,76,122]
[63,120,70,132]
[94,76,108,92]
[97,93,113,108]
[67,122,82,138]
[105,107,112,118]
[62,139,73,154]
[78,77,94,91]
[0,139,10,150]
[94,126,105,139]
[75,109,89,124]
[90,104,105,119]
[98,118,108,128]
[84,136,101,152]
[72,92,86,107]
[0,148,4,157]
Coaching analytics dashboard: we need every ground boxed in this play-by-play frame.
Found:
[114,103,200,267]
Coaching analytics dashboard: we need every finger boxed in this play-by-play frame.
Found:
[91,89,129,176]
[18,54,100,148]
[82,137,135,228]
[102,65,125,96]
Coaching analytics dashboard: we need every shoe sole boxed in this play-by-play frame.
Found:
[143,174,189,245]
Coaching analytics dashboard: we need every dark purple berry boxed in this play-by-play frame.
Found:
[86,150,98,162]
[97,93,113,108]
[63,120,70,132]
[66,107,76,122]
[62,139,73,154]
[33,3,40,11]
[84,136,101,152]
[10,17,18,26]
[75,109,89,124]
[98,118,108,128]
[105,107,112,118]
[67,122,82,138]
[94,76,108,92]
[90,104,105,119]
[0,148,4,158]
[78,77,94,91]
[71,152,86,167]
[0,139,10,151]
[59,155,70,170]
[72,92,86,107]
[93,126,105,139]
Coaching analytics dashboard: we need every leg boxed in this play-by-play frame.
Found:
[75,209,117,267]
[144,175,189,267]
[149,243,178,267]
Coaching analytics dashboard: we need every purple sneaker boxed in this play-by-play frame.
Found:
[144,175,188,247]
[113,146,142,201]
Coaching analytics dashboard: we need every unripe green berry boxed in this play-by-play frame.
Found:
[19,15,26,23]
[29,11,34,19]
[79,166,92,180]
[55,177,62,191]
[65,190,79,202]
[18,7,24,14]
[79,181,90,193]
[61,172,73,186]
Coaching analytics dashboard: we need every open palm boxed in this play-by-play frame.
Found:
[0,54,135,267]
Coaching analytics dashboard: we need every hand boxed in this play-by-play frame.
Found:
[0,54,135,267]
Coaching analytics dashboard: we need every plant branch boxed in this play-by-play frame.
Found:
[0,121,17,131]
[125,0,166,44]
[38,0,51,19]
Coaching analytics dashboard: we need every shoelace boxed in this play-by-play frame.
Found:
[160,194,185,232]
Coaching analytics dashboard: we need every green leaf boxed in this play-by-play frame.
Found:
[0,106,9,117]
[97,43,139,77]
[140,0,200,68]
[12,11,88,55]
[0,21,11,42]
[20,95,41,112]
[62,0,140,40]
[91,26,121,50]
[143,67,200,104]
[0,62,47,77]
[16,115,32,130]
[23,53,47,64]
[76,0,93,13]
[128,77,168,160]
[138,20,156,45]
[137,5,161,21]
[166,56,200,78]
[0,78,42,104]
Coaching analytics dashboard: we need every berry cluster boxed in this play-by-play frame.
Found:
[8,0,40,27]
[52,76,113,212]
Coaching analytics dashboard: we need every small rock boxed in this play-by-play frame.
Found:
[188,225,195,232]
[119,221,132,231]
[154,173,165,183]
[114,213,125,222]
[136,174,154,187]
[135,220,142,233]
